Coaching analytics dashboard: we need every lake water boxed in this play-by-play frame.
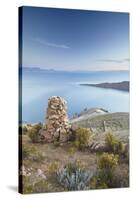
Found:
[21,69,129,123]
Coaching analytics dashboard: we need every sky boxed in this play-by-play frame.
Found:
[21,6,129,71]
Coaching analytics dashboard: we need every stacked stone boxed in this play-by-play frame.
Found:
[39,96,71,143]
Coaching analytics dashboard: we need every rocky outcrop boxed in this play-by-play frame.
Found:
[39,96,71,143]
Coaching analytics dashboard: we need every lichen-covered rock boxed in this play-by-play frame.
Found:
[39,96,71,143]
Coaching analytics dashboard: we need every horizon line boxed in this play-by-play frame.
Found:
[22,66,129,72]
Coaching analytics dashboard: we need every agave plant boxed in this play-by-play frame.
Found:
[56,162,93,190]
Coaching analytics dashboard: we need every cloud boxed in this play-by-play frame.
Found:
[97,58,130,64]
[32,38,70,49]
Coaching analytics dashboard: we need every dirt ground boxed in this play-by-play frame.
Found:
[21,130,129,194]
[22,134,97,168]
[21,135,98,192]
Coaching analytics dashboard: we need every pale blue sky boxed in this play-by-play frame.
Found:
[21,6,129,71]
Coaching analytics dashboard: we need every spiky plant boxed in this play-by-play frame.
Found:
[56,162,93,191]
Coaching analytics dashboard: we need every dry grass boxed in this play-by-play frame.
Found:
[21,135,97,192]
[22,135,97,168]
[21,134,129,193]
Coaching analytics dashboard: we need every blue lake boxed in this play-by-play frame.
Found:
[21,69,129,123]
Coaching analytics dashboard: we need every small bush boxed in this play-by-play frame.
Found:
[97,153,119,188]
[56,161,93,191]
[48,161,59,174]
[121,143,129,164]
[105,132,123,154]
[73,128,91,150]
[31,149,44,162]
[22,175,33,194]
[68,147,77,156]
[33,180,50,193]
[53,141,60,147]
[22,175,50,194]
[28,123,42,143]
[22,145,44,162]
[22,145,30,159]
[112,165,129,188]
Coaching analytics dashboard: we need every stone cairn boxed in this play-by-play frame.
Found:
[39,96,71,143]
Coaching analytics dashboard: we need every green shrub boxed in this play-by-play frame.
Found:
[68,147,77,156]
[105,132,123,154]
[28,123,42,143]
[48,161,59,174]
[22,145,30,159]
[33,180,50,193]
[111,165,129,188]
[97,153,119,188]
[121,143,129,164]
[22,145,44,162]
[73,128,91,150]
[53,141,60,147]
[22,176,50,194]
[22,175,33,194]
[31,149,44,162]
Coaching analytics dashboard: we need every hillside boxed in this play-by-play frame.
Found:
[20,103,129,193]
[71,108,129,143]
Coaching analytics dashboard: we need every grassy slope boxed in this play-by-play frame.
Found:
[71,112,129,143]
[21,111,129,193]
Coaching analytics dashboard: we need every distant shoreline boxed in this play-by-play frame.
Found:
[22,67,129,74]
[80,81,129,92]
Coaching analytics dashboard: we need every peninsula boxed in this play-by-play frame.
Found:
[80,81,129,91]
